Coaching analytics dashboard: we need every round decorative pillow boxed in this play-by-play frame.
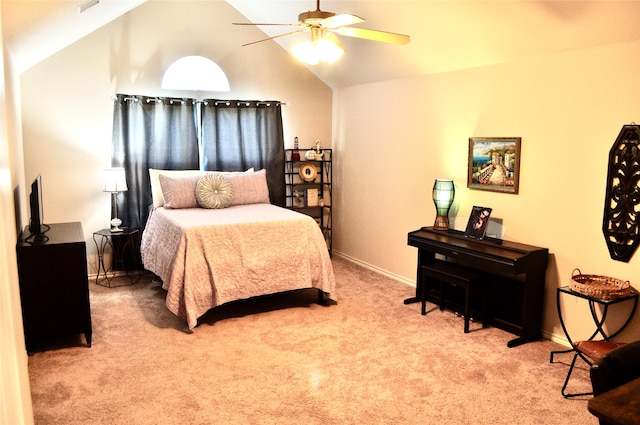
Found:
[195,173,234,209]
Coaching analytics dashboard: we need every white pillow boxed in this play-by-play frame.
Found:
[149,168,254,209]
[227,169,270,205]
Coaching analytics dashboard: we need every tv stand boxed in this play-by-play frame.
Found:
[407,227,549,347]
[16,222,92,353]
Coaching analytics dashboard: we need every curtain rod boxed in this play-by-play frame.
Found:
[111,95,289,106]
[204,100,289,107]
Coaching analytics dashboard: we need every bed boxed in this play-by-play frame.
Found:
[140,168,336,329]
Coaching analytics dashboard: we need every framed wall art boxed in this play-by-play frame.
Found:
[467,137,521,194]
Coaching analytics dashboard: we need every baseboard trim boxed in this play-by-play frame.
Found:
[332,250,416,288]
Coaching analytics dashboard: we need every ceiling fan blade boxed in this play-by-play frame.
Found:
[321,13,364,29]
[233,22,301,27]
[241,29,309,47]
[334,27,410,45]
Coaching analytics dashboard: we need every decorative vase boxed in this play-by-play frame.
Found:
[292,136,301,161]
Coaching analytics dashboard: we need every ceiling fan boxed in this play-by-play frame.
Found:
[233,0,410,60]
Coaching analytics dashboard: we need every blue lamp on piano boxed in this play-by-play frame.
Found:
[433,179,455,231]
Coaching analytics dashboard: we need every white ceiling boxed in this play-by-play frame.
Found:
[2,0,146,73]
[4,0,640,88]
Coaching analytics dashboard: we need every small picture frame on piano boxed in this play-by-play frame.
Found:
[465,206,493,240]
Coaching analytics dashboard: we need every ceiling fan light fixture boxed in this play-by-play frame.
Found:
[317,34,345,63]
[292,40,319,65]
[292,29,345,65]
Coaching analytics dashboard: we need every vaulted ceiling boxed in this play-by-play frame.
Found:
[4,0,640,88]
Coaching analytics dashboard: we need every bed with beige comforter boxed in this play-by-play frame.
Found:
[140,203,336,329]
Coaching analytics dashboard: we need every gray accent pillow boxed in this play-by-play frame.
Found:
[195,174,234,209]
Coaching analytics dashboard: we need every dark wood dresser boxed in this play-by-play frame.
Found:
[16,222,92,353]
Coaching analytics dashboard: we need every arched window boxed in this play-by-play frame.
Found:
[161,56,230,92]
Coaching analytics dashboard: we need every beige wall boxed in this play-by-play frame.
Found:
[0,7,34,424]
[333,40,640,343]
[19,1,333,274]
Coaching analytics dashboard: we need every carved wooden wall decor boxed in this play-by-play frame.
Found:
[602,124,640,262]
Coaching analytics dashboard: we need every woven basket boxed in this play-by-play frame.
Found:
[569,268,631,300]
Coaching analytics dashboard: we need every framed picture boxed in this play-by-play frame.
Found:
[464,206,493,240]
[306,188,319,207]
[467,137,521,194]
[299,162,317,182]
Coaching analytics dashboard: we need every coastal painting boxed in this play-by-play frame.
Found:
[467,137,521,194]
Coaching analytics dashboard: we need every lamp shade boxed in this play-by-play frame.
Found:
[103,168,128,193]
[433,179,454,230]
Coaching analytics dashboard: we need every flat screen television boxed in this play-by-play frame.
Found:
[28,174,48,237]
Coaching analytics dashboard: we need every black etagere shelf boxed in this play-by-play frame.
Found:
[284,148,332,255]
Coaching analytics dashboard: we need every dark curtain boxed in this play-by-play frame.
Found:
[111,94,199,230]
[200,100,285,206]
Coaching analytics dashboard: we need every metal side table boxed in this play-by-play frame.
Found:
[93,228,141,287]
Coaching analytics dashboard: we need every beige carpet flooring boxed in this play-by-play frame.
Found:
[28,257,597,424]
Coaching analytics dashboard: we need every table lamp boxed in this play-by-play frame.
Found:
[103,167,128,232]
[433,179,455,230]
